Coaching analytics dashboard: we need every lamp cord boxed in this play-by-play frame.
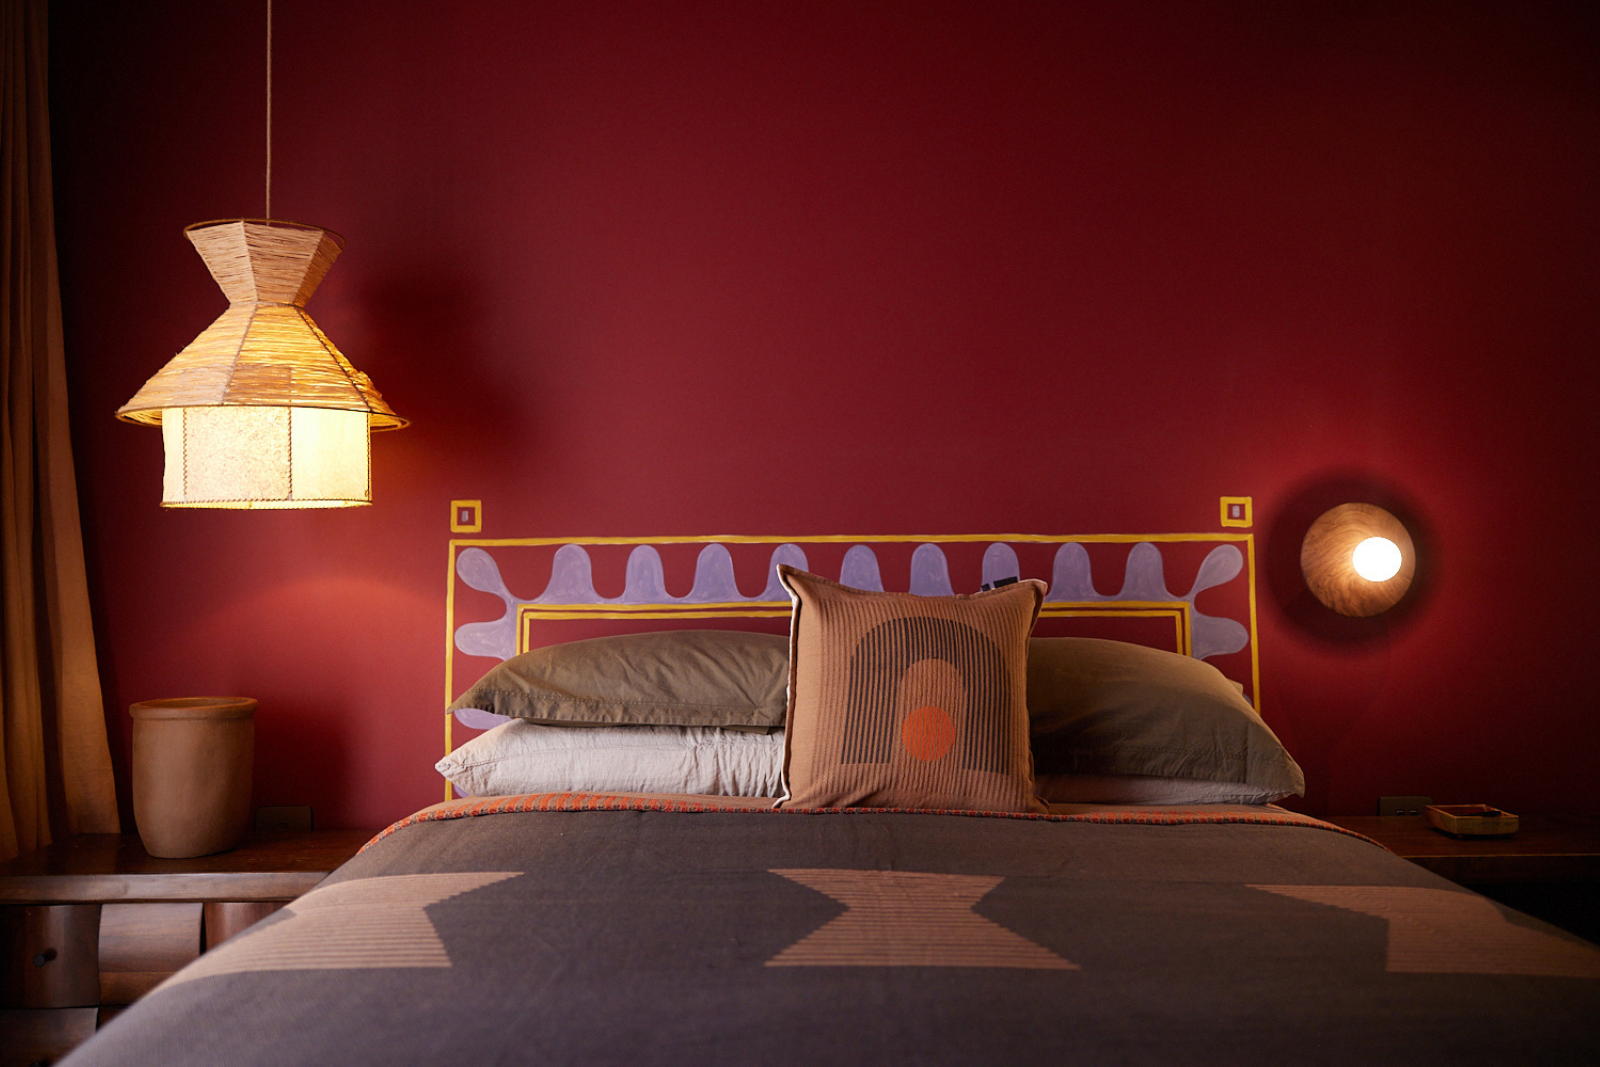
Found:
[265,0,273,218]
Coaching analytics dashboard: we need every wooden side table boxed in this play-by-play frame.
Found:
[0,830,368,1066]
[1325,813,1600,943]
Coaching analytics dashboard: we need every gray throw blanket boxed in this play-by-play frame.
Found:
[65,801,1600,1066]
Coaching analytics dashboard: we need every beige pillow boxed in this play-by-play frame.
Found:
[776,566,1046,813]
[1032,772,1292,805]
[1027,637,1304,798]
[448,629,789,730]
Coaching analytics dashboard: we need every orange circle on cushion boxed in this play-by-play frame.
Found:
[902,705,957,761]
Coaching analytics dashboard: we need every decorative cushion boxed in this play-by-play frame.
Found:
[448,629,789,730]
[776,565,1046,812]
[1027,637,1304,798]
[436,720,785,798]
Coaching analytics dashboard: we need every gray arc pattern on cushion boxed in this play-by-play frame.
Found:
[844,615,1009,773]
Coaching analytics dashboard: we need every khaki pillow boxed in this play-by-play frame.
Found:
[776,566,1046,813]
[449,629,789,730]
[1027,637,1305,798]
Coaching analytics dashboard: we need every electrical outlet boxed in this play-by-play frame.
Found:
[255,805,314,832]
[1377,795,1432,817]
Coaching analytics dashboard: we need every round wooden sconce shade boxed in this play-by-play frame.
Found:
[1300,503,1415,617]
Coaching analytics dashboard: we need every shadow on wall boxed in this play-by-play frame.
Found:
[356,268,536,481]
[1265,473,1437,646]
[250,699,352,827]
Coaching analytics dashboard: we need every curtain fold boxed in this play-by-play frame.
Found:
[0,0,120,860]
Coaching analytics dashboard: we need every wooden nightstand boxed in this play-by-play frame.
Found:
[0,830,368,1066]
[1325,813,1600,943]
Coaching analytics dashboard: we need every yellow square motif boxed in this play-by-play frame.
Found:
[450,500,482,533]
[1220,496,1252,528]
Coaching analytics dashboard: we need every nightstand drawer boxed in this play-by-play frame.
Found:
[0,829,369,1062]
[98,903,202,1004]
[204,900,284,949]
[0,1006,98,1067]
[0,905,100,1008]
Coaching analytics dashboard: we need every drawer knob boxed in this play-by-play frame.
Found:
[33,947,57,967]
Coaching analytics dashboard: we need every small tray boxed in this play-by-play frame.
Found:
[1426,804,1519,837]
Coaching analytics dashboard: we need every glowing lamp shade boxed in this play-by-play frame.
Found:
[161,406,370,508]
[118,220,406,507]
[1351,536,1403,582]
[1301,503,1415,616]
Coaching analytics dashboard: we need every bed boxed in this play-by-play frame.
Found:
[61,533,1600,1066]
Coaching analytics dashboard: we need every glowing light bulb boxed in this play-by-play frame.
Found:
[1352,537,1402,582]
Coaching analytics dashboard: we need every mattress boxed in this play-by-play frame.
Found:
[62,795,1600,1066]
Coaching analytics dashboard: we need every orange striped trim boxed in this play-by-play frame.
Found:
[360,794,1381,854]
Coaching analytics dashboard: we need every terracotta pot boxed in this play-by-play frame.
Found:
[130,697,255,858]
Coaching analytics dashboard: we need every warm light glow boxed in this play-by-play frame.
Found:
[1351,536,1403,582]
[161,406,370,508]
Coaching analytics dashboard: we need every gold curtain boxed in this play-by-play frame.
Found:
[0,0,120,859]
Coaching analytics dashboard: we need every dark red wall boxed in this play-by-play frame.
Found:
[50,1,1600,828]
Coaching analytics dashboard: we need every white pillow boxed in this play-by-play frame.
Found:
[436,720,785,798]
[436,722,1288,804]
[1033,773,1289,806]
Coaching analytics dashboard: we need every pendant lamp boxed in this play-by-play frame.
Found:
[116,1,405,507]
[117,219,406,507]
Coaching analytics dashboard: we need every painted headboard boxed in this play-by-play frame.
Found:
[444,531,1262,779]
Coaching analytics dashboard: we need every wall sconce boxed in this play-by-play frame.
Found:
[1300,503,1415,616]
[116,220,406,507]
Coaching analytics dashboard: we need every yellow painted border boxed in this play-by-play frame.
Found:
[521,607,793,632]
[450,500,483,533]
[1040,602,1190,656]
[517,601,1191,655]
[1220,496,1253,528]
[443,532,1262,799]
[450,532,1252,547]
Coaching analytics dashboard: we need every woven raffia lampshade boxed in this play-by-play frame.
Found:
[117,219,406,508]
